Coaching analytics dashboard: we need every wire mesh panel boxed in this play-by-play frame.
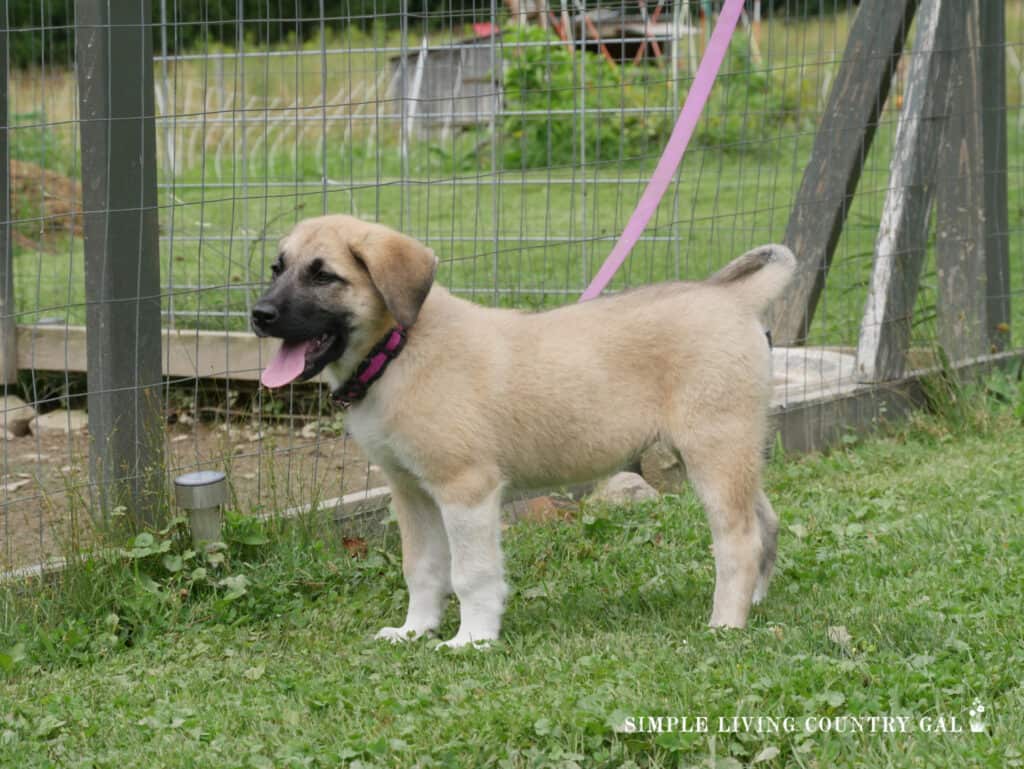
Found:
[1,0,1022,570]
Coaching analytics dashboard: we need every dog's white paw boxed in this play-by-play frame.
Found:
[434,631,495,651]
[375,625,430,643]
[752,574,771,605]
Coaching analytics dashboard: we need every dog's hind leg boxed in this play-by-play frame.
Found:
[432,479,507,649]
[376,473,452,643]
[672,425,764,628]
[752,489,778,605]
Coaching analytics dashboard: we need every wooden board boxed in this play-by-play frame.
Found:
[15,324,305,383]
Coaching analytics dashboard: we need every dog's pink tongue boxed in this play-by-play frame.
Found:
[261,340,309,388]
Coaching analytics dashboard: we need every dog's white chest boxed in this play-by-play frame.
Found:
[344,407,407,474]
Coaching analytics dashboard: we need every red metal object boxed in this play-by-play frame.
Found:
[581,15,618,66]
[633,0,666,66]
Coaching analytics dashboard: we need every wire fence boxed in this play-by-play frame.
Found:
[1,0,1022,570]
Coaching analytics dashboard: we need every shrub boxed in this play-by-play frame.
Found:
[500,27,805,170]
[693,34,805,154]
[501,27,673,170]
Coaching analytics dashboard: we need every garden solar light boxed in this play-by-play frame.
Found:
[174,470,228,548]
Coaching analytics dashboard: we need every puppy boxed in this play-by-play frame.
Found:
[252,215,795,648]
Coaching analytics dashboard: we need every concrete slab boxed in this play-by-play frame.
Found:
[772,347,859,407]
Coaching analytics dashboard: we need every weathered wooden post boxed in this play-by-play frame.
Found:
[857,0,1001,381]
[0,0,17,387]
[769,0,919,345]
[856,0,957,382]
[75,1,165,528]
[979,0,1010,350]
[934,0,987,364]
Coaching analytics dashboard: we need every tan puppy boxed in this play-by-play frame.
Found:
[251,215,795,648]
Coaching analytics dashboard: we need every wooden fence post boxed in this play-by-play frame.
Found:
[0,0,17,386]
[855,0,957,382]
[769,0,919,345]
[979,0,1010,350]
[75,1,165,527]
[934,0,987,364]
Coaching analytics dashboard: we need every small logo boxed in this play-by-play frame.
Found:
[968,699,986,733]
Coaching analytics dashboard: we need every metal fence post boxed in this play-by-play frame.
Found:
[75,1,165,528]
[0,0,17,386]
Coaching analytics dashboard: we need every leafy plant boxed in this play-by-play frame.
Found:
[693,36,806,153]
[500,28,807,170]
[501,27,672,170]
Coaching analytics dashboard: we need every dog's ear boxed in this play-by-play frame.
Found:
[356,229,438,327]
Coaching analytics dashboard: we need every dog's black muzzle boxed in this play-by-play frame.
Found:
[250,300,279,337]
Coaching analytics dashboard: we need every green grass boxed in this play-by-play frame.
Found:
[2,371,1023,767]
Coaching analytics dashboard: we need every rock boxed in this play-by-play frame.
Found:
[1,395,37,437]
[30,409,88,435]
[640,442,688,493]
[300,421,321,439]
[589,472,659,506]
[0,476,32,493]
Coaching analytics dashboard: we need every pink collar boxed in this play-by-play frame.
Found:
[331,326,406,407]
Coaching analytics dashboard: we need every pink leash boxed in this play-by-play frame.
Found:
[578,0,745,302]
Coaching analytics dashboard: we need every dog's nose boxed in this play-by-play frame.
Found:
[251,302,278,327]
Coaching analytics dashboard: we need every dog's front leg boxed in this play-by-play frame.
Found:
[376,476,451,643]
[434,484,507,649]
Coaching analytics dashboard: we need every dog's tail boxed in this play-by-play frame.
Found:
[707,244,796,312]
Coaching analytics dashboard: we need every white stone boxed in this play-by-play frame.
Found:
[1,395,37,437]
[640,442,688,493]
[589,472,659,506]
[1,474,32,492]
[30,409,89,435]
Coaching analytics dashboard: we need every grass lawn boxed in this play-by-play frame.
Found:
[2,374,1023,767]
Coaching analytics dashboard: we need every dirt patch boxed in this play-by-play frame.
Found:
[1,419,383,571]
[9,158,83,249]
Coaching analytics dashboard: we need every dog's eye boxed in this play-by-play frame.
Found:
[270,262,283,278]
[313,270,346,287]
